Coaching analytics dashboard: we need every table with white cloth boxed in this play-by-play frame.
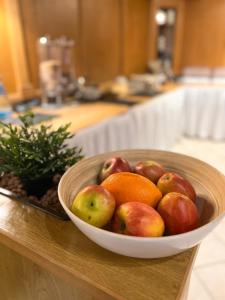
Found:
[183,86,225,140]
[70,86,225,157]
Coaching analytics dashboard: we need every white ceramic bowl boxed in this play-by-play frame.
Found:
[58,149,225,258]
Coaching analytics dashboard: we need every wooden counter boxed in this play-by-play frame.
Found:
[30,82,179,133]
[0,194,197,300]
[34,102,129,133]
[5,82,179,135]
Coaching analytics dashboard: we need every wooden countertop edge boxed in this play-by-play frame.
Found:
[176,246,199,300]
[0,228,123,300]
[0,225,198,300]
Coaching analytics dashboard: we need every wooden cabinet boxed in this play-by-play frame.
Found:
[80,0,121,83]
[121,0,150,75]
[2,0,225,95]
[1,0,183,94]
[21,0,124,85]
[182,0,225,68]
[0,194,197,300]
[21,0,80,88]
[0,0,17,93]
[19,0,151,87]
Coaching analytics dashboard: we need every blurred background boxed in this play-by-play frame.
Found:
[1,0,225,104]
[1,2,225,299]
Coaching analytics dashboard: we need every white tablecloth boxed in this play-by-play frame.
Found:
[70,86,225,157]
[184,87,225,140]
[128,88,185,150]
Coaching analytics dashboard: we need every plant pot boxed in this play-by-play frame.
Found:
[21,177,53,198]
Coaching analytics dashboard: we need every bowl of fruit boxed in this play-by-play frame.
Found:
[58,149,225,258]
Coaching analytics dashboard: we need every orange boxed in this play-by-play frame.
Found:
[101,172,162,207]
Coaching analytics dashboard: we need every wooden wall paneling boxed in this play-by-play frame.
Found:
[0,0,17,93]
[80,0,121,84]
[20,0,80,89]
[0,243,114,300]
[3,0,33,96]
[121,0,150,75]
[157,0,183,7]
[20,0,123,87]
[19,0,39,89]
[182,0,225,68]
[36,0,81,77]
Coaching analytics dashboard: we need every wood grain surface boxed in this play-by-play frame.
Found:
[0,0,16,92]
[182,0,225,68]
[0,194,197,300]
[20,0,80,89]
[33,102,128,133]
[121,0,149,75]
[3,0,33,95]
[0,242,115,300]
[80,0,121,83]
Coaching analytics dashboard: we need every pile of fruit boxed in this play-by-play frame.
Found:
[71,157,200,237]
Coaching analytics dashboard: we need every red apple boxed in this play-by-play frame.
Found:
[71,185,115,228]
[157,192,199,235]
[98,157,131,182]
[134,160,166,183]
[157,172,196,202]
[112,202,165,237]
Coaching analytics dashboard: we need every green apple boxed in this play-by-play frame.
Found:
[71,184,116,228]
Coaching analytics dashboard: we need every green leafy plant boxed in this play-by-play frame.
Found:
[0,112,83,183]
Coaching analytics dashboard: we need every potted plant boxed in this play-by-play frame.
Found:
[0,112,83,219]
